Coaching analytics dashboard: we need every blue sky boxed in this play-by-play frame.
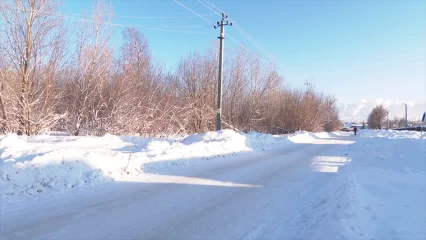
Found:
[61,0,426,105]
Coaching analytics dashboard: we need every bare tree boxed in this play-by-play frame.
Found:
[367,105,388,129]
[175,49,217,133]
[106,27,152,135]
[321,96,341,132]
[223,47,245,128]
[0,0,66,135]
[61,0,113,136]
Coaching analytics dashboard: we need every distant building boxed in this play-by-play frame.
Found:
[340,122,368,131]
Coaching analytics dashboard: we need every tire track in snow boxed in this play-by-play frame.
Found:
[143,141,341,240]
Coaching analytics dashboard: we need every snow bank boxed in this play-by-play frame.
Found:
[0,134,128,199]
[310,130,426,239]
[0,134,29,150]
[288,131,339,143]
[246,131,292,151]
[0,130,296,200]
[360,129,425,139]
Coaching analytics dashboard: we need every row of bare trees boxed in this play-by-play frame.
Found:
[367,105,413,129]
[0,0,341,136]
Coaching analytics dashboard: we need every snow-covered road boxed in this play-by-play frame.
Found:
[2,130,425,240]
[1,135,354,240]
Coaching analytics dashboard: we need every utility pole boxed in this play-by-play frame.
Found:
[405,103,408,129]
[214,13,232,131]
[387,110,389,129]
[304,79,312,87]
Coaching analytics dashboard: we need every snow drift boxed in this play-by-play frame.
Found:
[0,130,314,200]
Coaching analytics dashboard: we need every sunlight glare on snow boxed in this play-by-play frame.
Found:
[311,156,351,173]
[119,175,261,188]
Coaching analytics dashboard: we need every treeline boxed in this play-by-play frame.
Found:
[367,105,415,129]
[0,0,341,136]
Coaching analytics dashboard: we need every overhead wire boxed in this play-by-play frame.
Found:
[62,14,213,34]
[204,0,309,81]
[115,13,215,19]
[202,0,276,64]
[192,0,269,63]
[205,1,308,79]
[202,0,223,14]
[0,3,212,34]
[197,0,266,61]
[197,0,220,17]
[173,0,213,24]
[226,34,265,63]
[172,0,264,63]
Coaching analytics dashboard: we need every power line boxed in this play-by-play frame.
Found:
[173,0,213,24]
[197,0,220,16]
[196,0,262,55]
[67,15,212,33]
[173,0,264,63]
[202,0,275,64]
[226,33,265,63]
[62,14,213,34]
[69,12,216,20]
[173,0,265,63]
[115,13,215,19]
[233,23,271,60]
[1,2,214,21]
[203,0,265,51]
[67,14,210,29]
[203,0,223,14]
[201,0,289,80]
[198,0,271,58]
[1,4,212,34]
[204,0,270,54]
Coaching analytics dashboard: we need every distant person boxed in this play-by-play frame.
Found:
[354,126,358,136]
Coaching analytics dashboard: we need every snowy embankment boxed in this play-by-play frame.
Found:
[0,130,315,200]
[310,130,426,240]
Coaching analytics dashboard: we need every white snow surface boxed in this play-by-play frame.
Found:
[0,130,425,240]
[307,130,426,240]
[0,130,298,200]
